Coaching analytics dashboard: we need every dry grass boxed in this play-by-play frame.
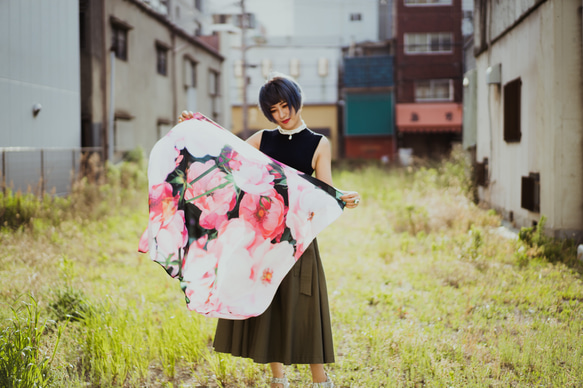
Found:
[1,154,582,387]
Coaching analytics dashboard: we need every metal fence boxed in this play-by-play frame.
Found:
[0,147,105,196]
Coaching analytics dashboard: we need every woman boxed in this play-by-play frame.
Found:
[179,74,360,388]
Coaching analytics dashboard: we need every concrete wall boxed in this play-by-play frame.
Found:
[475,0,583,238]
[0,0,80,148]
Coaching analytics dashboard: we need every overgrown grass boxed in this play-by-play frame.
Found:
[1,152,582,387]
[0,298,64,388]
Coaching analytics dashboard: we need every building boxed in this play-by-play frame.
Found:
[207,0,381,160]
[394,0,464,158]
[139,0,210,36]
[470,0,583,239]
[341,42,396,160]
[0,0,81,194]
[80,0,226,161]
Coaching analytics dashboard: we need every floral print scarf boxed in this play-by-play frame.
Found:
[139,114,344,319]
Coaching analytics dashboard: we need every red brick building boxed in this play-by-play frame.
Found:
[395,0,464,158]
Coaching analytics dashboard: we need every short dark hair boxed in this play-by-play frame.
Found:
[258,74,303,123]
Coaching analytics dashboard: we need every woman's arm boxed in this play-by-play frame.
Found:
[246,130,263,150]
[313,137,360,209]
[312,137,333,186]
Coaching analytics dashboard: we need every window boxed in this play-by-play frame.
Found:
[476,158,488,187]
[156,43,169,76]
[111,25,128,60]
[184,58,197,88]
[415,79,453,101]
[195,0,203,11]
[209,70,221,121]
[236,13,256,29]
[194,21,202,36]
[350,13,362,21]
[503,78,522,142]
[405,0,452,5]
[159,0,169,14]
[213,14,228,24]
[521,173,540,212]
[404,33,453,54]
[209,70,220,96]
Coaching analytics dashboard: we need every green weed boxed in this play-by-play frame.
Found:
[0,297,63,388]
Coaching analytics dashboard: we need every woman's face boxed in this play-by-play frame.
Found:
[270,100,302,130]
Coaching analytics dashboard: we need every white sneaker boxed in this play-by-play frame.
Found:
[312,376,334,388]
[270,375,290,388]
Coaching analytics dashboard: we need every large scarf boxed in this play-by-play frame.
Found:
[139,113,344,319]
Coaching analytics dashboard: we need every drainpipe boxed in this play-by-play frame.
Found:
[241,0,249,140]
[108,49,115,162]
[101,1,108,163]
[172,31,177,124]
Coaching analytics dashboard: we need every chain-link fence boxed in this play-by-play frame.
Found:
[0,147,104,196]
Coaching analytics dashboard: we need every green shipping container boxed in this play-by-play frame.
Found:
[345,92,394,136]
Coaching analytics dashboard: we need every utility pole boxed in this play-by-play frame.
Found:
[240,0,250,139]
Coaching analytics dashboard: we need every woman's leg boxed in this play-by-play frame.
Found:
[270,362,285,387]
[309,364,328,383]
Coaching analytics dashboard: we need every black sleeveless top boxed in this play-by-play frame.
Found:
[259,129,323,175]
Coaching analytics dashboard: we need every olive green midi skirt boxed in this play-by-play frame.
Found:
[213,239,335,365]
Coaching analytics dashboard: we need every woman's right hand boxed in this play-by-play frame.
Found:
[178,110,194,123]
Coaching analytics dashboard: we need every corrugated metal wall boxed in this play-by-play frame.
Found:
[0,0,81,148]
[343,56,394,88]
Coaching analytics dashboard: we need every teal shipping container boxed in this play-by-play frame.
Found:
[345,92,394,136]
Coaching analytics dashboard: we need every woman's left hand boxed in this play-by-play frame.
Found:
[340,191,361,209]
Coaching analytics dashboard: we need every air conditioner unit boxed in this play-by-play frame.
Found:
[486,63,501,85]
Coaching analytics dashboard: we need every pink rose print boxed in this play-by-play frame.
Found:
[285,172,333,258]
[155,209,188,268]
[181,218,295,318]
[149,182,179,227]
[184,160,237,230]
[142,182,188,274]
[239,189,287,242]
[217,147,243,173]
[231,160,275,195]
[182,237,220,309]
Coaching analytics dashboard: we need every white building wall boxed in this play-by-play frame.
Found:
[475,0,583,237]
[103,0,224,153]
[208,0,379,107]
[0,0,80,148]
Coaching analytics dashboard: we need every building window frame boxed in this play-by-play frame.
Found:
[209,69,220,97]
[404,32,453,54]
[414,79,454,102]
[404,0,453,6]
[110,17,133,61]
[503,77,522,143]
[184,56,197,88]
[156,41,170,76]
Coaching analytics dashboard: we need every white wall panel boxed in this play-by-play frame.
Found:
[0,0,80,148]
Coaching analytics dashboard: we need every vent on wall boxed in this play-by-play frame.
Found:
[475,157,488,187]
[504,78,522,143]
[521,173,540,213]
